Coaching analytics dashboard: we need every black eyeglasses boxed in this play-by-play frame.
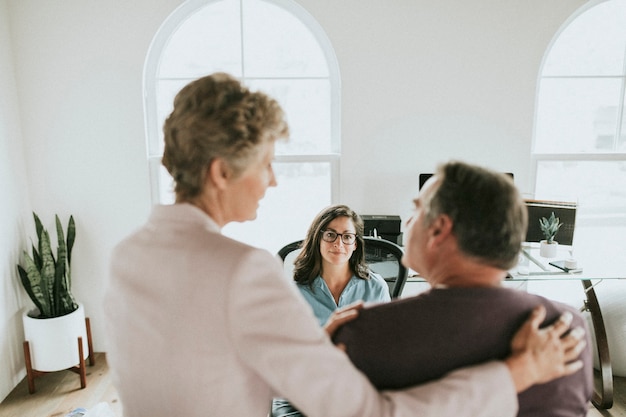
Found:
[320,230,357,245]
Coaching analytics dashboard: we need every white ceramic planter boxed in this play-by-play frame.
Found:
[22,303,88,372]
[539,240,558,258]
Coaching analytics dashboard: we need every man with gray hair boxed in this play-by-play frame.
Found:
[334,161,593,417]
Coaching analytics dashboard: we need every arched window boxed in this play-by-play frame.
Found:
[532,0,626,257]
[144,0,341,253]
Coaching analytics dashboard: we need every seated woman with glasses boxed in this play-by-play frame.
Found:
[292,204,391,326]
[272,204,390,417]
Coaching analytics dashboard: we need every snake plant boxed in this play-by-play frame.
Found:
[539,211,563,244]
[17,213,77,318]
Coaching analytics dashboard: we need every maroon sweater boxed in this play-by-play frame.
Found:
[333,286,593,417]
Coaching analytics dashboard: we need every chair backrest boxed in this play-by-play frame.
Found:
[277,240,304,281]
[363,237,408,298]
[276,237,408,299]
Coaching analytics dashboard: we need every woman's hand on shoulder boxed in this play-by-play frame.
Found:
[505,305,586,392]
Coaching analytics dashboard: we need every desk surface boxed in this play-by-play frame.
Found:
[405,243,625,283]
[508,243,625,280]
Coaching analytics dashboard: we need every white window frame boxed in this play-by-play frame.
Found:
[143,0,341,206]
[530,0,626,226]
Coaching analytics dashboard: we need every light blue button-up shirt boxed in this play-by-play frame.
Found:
[296,273,391,326]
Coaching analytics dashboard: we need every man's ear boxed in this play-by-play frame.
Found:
[207,158,232,190]
[429,214,453,243]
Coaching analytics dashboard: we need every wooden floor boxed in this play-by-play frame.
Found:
[0,352,625,417]
[0,353,122,417]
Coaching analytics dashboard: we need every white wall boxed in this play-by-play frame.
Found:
[298,0,587,220]
[1,0,182,401]
[0,0,587,401]
[0,0,33,400]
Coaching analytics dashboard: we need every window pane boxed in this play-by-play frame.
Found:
[248,78,332,154]
[620,94,626,151]
[242,0,329,78]
[222,161,332,254]
[148,0,339,255]
[157,165,175,204]
[154,79,192,154]
[534,78,622,153]
[542,1,626,76]
[159,0,242,78]
[535,160,626,218]
[567,223,626,275]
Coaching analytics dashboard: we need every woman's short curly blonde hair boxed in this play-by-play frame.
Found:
[162,72,289,201]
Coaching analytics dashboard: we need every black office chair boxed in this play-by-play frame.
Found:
[276,236,408,299]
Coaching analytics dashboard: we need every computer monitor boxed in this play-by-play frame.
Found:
[524,200,577,246]
[361,215,402,246]
[419,172,514,190]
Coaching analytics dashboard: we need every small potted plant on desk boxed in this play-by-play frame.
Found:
[16,212,94,393]
[539,211,562,258]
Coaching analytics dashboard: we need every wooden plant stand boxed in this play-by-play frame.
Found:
[22,317,95,394]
